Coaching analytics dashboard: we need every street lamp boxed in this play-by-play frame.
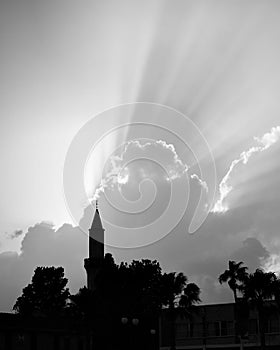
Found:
[132,318,140,326]
[121,317,129,325]
[121,316,140,349]
[120,317,158,350]
[121,316,139,326]
[149,328,157,350]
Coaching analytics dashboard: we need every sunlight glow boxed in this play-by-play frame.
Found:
[117,167,129,185]
[262,254,280,275]
[88,139,190,200]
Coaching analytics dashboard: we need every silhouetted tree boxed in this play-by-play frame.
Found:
[219,261,249,343]
[69,286,95,320]
[68,256,162,349]
[117,259,163,318]
[179,282,201,311]
[242,269,280,350]
[219,260,248,303]
[70,256,200,350]
[160,272,201,350]
[13,266,69,317]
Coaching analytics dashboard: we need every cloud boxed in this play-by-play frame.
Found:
[232,237,269,272]
[212,126,280,213]
[256,126,280,149]
[9,229,23,239]
[190,173,209,193]
[109,141,280,303]
[93,139,189,199]
[0,175,210,311]
[0,222,88,312]
[1,133,280,310]
[262,254,280,275]
[166,237,270,304]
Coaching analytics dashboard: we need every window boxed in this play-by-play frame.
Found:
[221,321,228,336]
[214,322,220,336]
[209,321,233,337]
[176,323,187,339]
[267,316,280,333]
[175,321,193,339]
[193,322,203,338]
[248,319,258,335]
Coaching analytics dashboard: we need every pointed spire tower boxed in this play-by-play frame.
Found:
[89,201,104,259]
[84,201,105,291]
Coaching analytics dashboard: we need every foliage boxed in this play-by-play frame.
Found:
[241,269,280,349]
[159,272,201,350]
[242,268,278,305]
[71,254,200,322]
[179,282,201,311]
[117,258,163,317]
[13,266,69,317]
[219,262,280,350]
[160,272,187,308]
[218,260,248,302]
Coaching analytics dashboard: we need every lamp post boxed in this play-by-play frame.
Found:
[121,316,140,350]
[150,328,157,350]
[120,316,159,350]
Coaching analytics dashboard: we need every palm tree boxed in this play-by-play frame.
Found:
[161,272,201,350]
[219,260,248,303]
[219,261,249,346]
[242,269,279,350]
[179,283,201,310]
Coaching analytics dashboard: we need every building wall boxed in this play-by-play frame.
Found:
[0,331,88,350]
[0,313,88,350]
[160,302,280,350]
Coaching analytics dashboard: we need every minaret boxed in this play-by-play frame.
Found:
[84,201,105,291]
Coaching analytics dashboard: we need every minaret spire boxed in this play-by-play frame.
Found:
[84,201,105,290]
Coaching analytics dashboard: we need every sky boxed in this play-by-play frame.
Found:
[1,0,280,311]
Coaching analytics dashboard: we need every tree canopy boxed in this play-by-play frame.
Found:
[13,255,201,350]
[218,261,280,350]
[13,266,70,317]
[70,254,200,321]
[69,254,200,350]
[218,260,248,302]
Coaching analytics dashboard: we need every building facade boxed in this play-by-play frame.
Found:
[0,312,88,350]
[160,302,280,350]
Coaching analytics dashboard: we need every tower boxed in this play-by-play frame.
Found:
[84,201,105,291]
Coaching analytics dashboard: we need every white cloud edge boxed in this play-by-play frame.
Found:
[212,126,280,213]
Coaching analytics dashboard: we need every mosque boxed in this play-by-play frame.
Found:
[0,205,280,349]
[83,205,280,350]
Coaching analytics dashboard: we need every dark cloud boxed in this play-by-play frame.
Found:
[10,229,23,239]
[181,237,270,304]
[231,237,269,271]
[0,222,88,312]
